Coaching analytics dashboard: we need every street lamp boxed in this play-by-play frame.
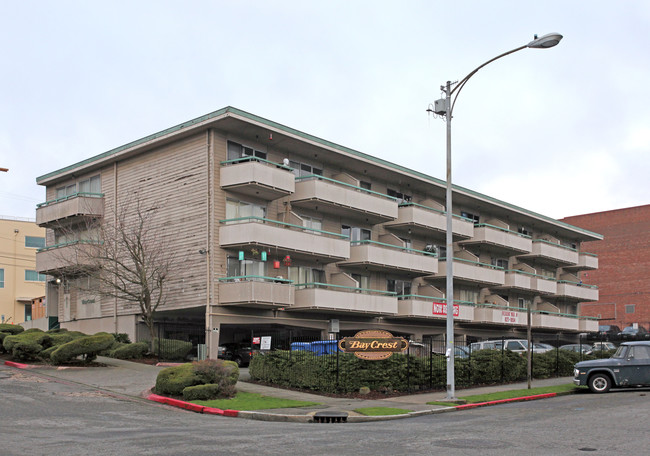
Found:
[429,33,563,400]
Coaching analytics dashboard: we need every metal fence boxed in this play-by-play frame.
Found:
[246,332,615,394]
[136,322,206,362]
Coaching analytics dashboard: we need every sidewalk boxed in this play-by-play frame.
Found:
[4,357,574,422]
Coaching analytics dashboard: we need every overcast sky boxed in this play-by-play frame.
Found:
[1,1,649,222]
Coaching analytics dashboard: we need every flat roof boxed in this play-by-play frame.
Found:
[36,106,603,241]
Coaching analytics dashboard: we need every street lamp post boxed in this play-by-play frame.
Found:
[430,33,563,400]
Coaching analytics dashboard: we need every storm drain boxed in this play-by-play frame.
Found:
[313,411,348,423]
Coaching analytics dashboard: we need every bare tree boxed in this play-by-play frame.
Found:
[51,195,175,345]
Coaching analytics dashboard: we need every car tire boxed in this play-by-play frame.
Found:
[588,373,612,393]
[234,356,242,367]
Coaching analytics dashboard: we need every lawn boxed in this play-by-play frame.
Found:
[427,383,578,406]
[190,391,321,411]
[353,407,413,416]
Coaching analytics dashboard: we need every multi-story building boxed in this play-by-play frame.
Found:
[35,107,602,357]
[0,216,46,325]
[562,205,650,331]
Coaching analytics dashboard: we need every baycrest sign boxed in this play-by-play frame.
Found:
[338,329,409,360]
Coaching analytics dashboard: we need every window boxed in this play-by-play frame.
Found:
[387,188,412,203]
[625,304,636,314]
[359,181,371,190]
[56,183,76,199]
[226,199,266,220]
[459,288,479,304]
[0,269,4,288]
[289,160,322,178]
[518,226,531,236]
[288,266,325,284]
[630,345,650,360]
[78,175,101,193]
[387,279,411,296]
[399,238,412,249]
[24,305,32,321]
[25,270,46,282]
[539,267,556,280]
[491,257,508,269]
[351,273,370,290]
[437,245,447,258]
[25,236,45,249]
[518,297,532,308]
[226,256,265,277]
[227,141,267,161]
[341,225,371,242]
[301,215,322,234]
[460,211,480,224]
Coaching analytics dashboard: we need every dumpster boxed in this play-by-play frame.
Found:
[310,340,340,355]
[290,342,312,352]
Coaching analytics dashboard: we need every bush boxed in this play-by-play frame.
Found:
[3,330,52,361]
[112,333,131,344]
[0,324,25,335]
[50,332,115,365]
[155,359,239,398]
[182,382,236,401]
[109,341,149,359]
[153,338,193,361]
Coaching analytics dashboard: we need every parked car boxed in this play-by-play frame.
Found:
[591,341,617,352]
[469,339,551,354]
[589,325,621,341]
[535,343,555,352]
[433,346,470,359]
[618,326,650,341]
[221,342,254,367]
[574,341,650,393]
[559,344,592,355]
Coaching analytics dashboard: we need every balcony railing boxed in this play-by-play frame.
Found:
[553,280,599,302]
[427,257,505,286]
[291,282,398,315]
[338,240,437,275]
[289,175,398,223]
[384,202,474,239]
[392,295,475,321]
[220,157,295,200]
[519,239,579,266]
[36,192,104,227]
[217,275,294,309]
[219,217,350,262]
[36,240,103,274]
[460,223,532,255]
[496,269,557,295]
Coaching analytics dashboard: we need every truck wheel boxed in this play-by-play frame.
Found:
[234,356,242,367]
[588,373,611,393]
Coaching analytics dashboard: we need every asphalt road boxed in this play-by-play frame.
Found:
[1,365,648,456]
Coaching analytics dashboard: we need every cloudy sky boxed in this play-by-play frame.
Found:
[1,1,649,221]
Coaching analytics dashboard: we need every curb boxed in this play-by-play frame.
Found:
[454,392,557,410]
[146,393,239,417]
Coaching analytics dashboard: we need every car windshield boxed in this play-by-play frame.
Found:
[612,345,628,359]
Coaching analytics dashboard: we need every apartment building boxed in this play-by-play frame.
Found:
[35,107,601,357]
[0,216,46,325]
[562,205,650,331]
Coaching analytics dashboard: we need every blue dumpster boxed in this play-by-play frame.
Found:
[290,342,312,352]
[311,340,340,355]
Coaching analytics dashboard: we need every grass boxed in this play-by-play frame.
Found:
[427,383,578,406]
[353,407,413,416]
[190,391,321,411]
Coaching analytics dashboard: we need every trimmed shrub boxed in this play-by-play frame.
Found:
[155,363,196,396]
[3,330,52,361]
[50,332,115,365]
[109,341,149,359]
[182,382,236,401]
[153,338,193,361]
[0,324,25,335]
[112,333,131,344]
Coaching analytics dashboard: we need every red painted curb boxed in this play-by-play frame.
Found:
[4,360,31,369]
[147,393,231,416]
[455,392,557,410]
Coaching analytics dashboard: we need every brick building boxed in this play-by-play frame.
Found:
[562,204,650,331]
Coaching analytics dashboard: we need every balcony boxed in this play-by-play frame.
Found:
[579,317,599,332]
[36,241,102,275]
[384,203,474,240]
[337,241,437,276]
[426,258,505,286]
[459,224,532,255]
[531,311,580,331]
[219,217,350,262]
[551,281,599,302]
[474,304,526,327]
[220,157,295,200]
[518,239,579,266]
[391,296,475,321]
[36,193,104,227]
[217,276,294,309]
[290,283,398,315]
[495,270,557,295]
[289,176,398,224]
[564,252,598,271]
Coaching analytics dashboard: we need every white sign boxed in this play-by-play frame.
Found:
[260,336,272,350]
[501,310,520,324]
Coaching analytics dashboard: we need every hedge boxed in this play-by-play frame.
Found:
[50,332,115,365]
[3,330,52,361]
[152,338,193,361]
[0,324,25,335]
[109,341,149,359]
[155,359,239,399]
